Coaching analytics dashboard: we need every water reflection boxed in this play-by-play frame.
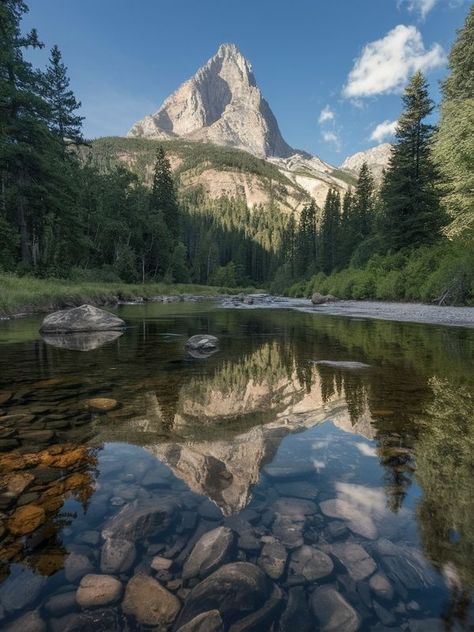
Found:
[0,305,473,629]
[41,330,123,351]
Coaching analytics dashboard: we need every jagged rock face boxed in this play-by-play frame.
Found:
[340,143,393,182]
[128,43,294,159]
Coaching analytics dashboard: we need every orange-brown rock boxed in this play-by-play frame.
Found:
[0,472,35,497]
[84,397,119,412]
[8,504,46,535]
[29,551,65,575]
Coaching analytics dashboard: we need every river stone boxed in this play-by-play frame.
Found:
[0,568,46,613]
[176,610,224,632]
[258,540,287,579]
[185,335,219,351]
[328,542,376,581]
[64,553,94,583]
[102,497,178,541]
[320,499,378,539]
[49,607,121,632]
[279,586,313,632]
[0,391,13,406]
[176,562,274,629]
[44,591,78,616]
[310,585,360,632]
[75,574,122,608]
[374,539,439,590]
[84,398,118,413]
[289,545,334,582]
[1,472,35,499]
[122,574,181,627]
[2,609,46,632]
[7,504,46,535]
[151,556,173,571]
[369,572,394,601]
[228,583,282,632]
[183,526,234,579]
[272,514,304,549]
[39,305,125,333]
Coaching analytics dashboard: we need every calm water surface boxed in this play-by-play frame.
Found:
[0,303,473,631]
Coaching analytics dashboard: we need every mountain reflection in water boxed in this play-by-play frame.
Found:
[0,303,473,630]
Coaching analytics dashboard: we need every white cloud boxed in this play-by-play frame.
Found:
[343,24,446,98]
[402,0,438,18]
[318,105,334,124]
[322,130,341,150]
[370,119,398,142]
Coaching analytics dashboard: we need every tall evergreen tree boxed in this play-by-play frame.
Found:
[151,146,179,240]
[353,162,374,239]
[337,188,355,267]
[295,201,317,276]
[433,5,474,238]
[320,189,340,273]
[380,72,445,250]
[43,44,83,144]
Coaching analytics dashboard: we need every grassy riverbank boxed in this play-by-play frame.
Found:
[0,274,257,318]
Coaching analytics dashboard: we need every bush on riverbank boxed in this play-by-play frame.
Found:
[285,242,474,305]
[0,274,258,318]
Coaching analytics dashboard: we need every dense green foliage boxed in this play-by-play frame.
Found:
[0,1,472,305]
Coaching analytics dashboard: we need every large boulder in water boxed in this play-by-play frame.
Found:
[185,334,219,358]
[40,304,125,333]
[176,562,282,629]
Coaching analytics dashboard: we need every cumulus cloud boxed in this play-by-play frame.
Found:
[343,25,446,98]
[322,130,341,150]
[402,0,438,18]
[318,105,334,124]
[370,119,398,142]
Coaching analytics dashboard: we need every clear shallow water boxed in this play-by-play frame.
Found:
[0,303,473,631]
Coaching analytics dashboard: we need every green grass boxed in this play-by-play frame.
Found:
[0,274,259,318]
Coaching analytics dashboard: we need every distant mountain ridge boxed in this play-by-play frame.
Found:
[340,143,393,182]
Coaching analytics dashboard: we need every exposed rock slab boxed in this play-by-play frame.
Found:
[39,304,125,333]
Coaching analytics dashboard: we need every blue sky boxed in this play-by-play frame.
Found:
[24,0,470,164]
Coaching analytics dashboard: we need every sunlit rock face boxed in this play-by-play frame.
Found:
[340,143,392,182]
[129,43,294,159]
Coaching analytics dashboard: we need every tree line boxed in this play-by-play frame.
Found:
[1,1,472,301]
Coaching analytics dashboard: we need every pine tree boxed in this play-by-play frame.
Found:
[380,72,445,250]
[0,0,63,266]
[43,44,83,144]
[353,162,374,239]
[320,189,340,273]
[295,201,317,276]
[433,5,474,237]
[337,188,355,267]
[151,146,179,240]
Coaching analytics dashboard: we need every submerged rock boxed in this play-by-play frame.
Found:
[327,542,376,581]
[312,360,371,370]
[176,610,224,632]
[102,497,178,541]
[75,574,122,608]
[176,562,276,629]
[279,586,313,632]
[183,526,234,580]
[369,572,394,602]
[39,304,125,333]
[122,574,181,627]
[2,609,46,632]
[289,545,334,582]
[258,540,287,580]
[185,335,219,358]
[310,585,360,632]
[320,498,378,540]
[0,568,46,613]
[7,504,45,535]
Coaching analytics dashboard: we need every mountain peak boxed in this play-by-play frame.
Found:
[128,44,294,158]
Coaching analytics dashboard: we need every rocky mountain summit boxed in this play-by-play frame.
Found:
[340,143,393,182]
[129,43,295,159]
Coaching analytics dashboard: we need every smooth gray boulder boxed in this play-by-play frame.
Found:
[175,562,276,629]
[289,545,334,582]
[183,526,234,579]
[310,585,360,631]
[40,304,125,333]
[185,334,219,358]
[102,497,179,542]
